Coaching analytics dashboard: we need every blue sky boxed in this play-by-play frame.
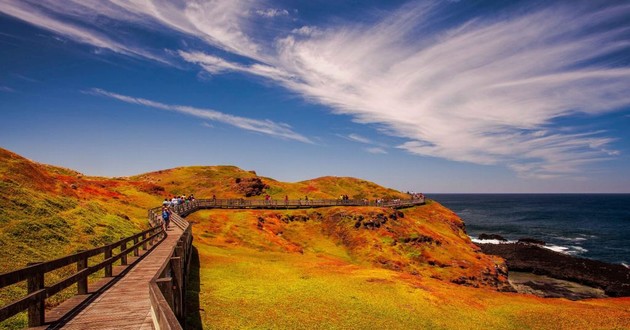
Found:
[1,0,629,193]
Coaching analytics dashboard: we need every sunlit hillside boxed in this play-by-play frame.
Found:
[0,148,163,273]
[186,208,630,329]
[2,146,630,329]
[132,166,409,200]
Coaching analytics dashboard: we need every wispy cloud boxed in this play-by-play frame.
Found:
[366,147,388,155]
[3,0,629,178]
[255,8,289,18]
[347,134,372,144]
[0,0,171,63]
[0,85,15,93]
[88,88,311,144]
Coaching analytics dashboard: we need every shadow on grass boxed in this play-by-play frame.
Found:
[186,246,203,329]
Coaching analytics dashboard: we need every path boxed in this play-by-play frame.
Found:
[59,226,183,330]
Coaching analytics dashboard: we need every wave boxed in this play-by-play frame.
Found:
[541,244,569,253]
[470,238,516,245]
[471,236,588,256]
[554,236,587,242]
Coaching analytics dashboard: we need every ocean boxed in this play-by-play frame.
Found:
[428,194,630,266]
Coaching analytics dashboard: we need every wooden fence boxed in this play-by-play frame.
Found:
[149,197,425,214]
[148,213,193,330]
[0,225,164,327]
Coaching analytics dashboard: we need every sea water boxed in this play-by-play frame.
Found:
[428,194,630,266]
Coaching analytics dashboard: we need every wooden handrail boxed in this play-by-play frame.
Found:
[0,225,165,326]
[149,212,193,330]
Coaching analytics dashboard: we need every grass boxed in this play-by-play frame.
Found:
[2,146,630,329]
[186,208,630,329]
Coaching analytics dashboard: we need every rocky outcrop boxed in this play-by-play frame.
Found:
[478,243,630,297]
[234,177,268,197]
[516,237,545,245]
[478,233,507,241]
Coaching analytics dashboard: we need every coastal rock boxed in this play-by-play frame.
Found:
[478,233,507,241]
[478,243,630,297]
[517,237,546,245]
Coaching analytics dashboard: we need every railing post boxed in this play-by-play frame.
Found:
[133,236,139,257]
[121,241,128,266]
[142,232,148,250]
[104,246,113,277]
[26,262,45,327]
[170,257,183,319]
[156,278,174,310]
[77,251,88,295]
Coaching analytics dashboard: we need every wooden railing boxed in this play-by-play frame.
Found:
[148,213,193,330]
[0,225,165,327]
[148,197,425,216]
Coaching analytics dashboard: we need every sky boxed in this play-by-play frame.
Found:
[0,0,629,193]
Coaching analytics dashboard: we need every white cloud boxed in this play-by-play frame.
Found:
[347,134,372,144]
[0,0,170,63]
[181,1,628,178]
[291,26,322,37]
[3,0,629,178]
[366,147,388,155]
[256,8,289,18]
[88,88,311,144]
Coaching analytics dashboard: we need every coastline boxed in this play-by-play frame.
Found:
[477,241,630,299]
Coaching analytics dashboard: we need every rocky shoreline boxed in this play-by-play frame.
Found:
[476,235,630,300]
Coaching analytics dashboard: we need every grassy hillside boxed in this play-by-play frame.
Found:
[3,146,629,329]
[0,147,414,328]
[132,166,409,200]
[186,207,630,329]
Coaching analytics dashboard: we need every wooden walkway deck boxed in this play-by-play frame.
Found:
[59,226,183,330]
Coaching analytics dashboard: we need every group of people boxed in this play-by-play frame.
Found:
[409,192,425,200]
[163,194,195,207]
[160,194,195,231]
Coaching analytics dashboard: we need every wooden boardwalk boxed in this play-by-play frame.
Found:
[59,226,183,330]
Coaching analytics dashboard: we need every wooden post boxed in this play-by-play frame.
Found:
[121,241,128,265]
[142,233,148,250]
[133,236,139,257]
[156,278,174,310]
[26,262,44,327]
[170,257,183,318]
[104,246,113,277]
[77,251,88,295]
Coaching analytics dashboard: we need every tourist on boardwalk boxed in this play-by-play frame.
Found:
[285,195,289,205]
[162,206,171,231]
[162,198,170,207]
[304,195,309,205]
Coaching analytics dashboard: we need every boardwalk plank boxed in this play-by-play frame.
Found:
[59,227,183,330]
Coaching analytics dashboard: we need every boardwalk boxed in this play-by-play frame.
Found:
[60,226,183,330]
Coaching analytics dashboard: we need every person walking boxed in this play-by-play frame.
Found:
[162,206,171,231]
